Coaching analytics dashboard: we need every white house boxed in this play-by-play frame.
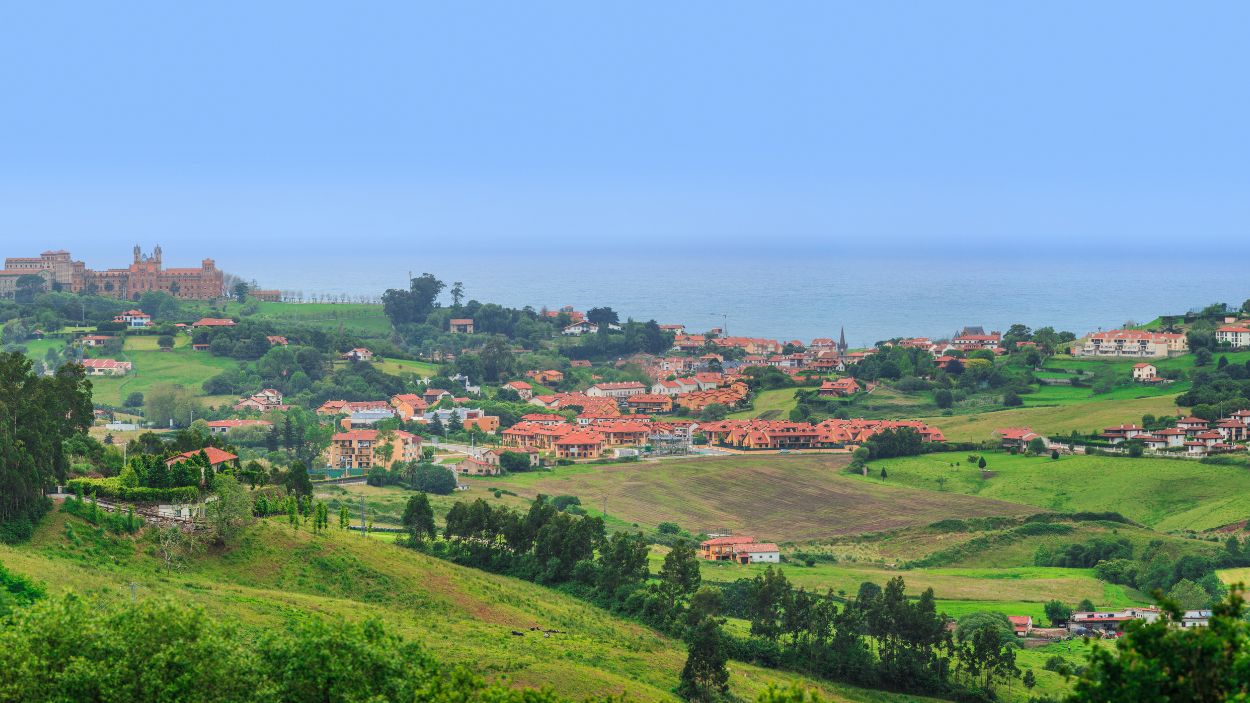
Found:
[562,321,598,336]
[736,543,781,564]
[113,309,152,328]
[1132,363,1157,381]
[1216,326,1250,349]
[585,381,647,399]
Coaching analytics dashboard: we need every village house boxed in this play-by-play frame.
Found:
[389,393,429,421]
[526,369,565,384]
[554,430,606,459]
[1132,363,1158,381]
[585,381,648,399]
[996,427,1046,451]
[480,446,542,468]
[327,429,421,470]
[562,321,599,336]
[1008,616,1033,637]
[625,393,674,414]
[449,318,475,334]
[1075,330,1188,358]
[192,317,236,328]
[234,388,288,412]
[341,347,374,362]
[80,334,113,347]
[1100,424,1147,443]
[454,456,500,476]
[1216,325,1250,349]
[462,415,500,433]
[206,419,273,436]
[79,358,132,376]
[951,331,1002,351]
[250,289,282,302]
[342,408,397,429]
[112,309,152,328]
[817,378,861,397]
[502,380,534,400]
[266,335,289,346]
[422,388,453,405]
[1176,416,1210,434]
[166,447,239,485]
[699,536,781,564]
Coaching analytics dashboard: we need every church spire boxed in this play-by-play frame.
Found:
[838,326,847,353]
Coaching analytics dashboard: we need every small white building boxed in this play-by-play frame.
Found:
[736,543,781,564]
[585,381,647,398]
[1132,363,1157,381]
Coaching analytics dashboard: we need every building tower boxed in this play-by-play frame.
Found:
[133,244,141,263]
[153,244,162,264]
[838,326,848,354]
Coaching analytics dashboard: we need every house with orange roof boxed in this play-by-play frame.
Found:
[817,378,860,397]
[1075,330,1188,358]
[454,456,499,476]
[449,318,475,334]
[1132,363,1157,381]
[192,317,236,327]
[206,419,273,436]
[390,393,429,421]
[79,358,132,376]
[585,381,647,398]
[502,380,534,400]
[80,334,113,347]
[341,347,374,362]
[112,309,152,328]
[555,430,606,459]
[699,536,780,563]
[1216,325,1250,348]
[995,427,1046,451]
[462,415,500,434]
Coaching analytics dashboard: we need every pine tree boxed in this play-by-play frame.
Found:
[401,493,436,542]
[287,498,298,531]
[339,505,350,530]
[659,539,702,597]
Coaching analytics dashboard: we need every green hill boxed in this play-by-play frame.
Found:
[856,451,1250,532]
[0,508,930,703]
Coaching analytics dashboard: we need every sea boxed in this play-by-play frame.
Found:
[238,254,1249,348]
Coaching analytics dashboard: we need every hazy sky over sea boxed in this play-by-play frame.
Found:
[2,2,1248,259]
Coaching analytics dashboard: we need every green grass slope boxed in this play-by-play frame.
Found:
[88,335,238,406]
[0,509,930,703]
[918,394,1185,443]
[857,452,1250,532]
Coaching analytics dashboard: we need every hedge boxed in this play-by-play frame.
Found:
[66,478,199,504]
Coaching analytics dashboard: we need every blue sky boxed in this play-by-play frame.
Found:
[2,2,1247,260]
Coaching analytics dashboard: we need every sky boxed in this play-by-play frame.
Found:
[2,2,1248,263]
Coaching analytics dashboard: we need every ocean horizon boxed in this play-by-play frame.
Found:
[234,253,1248,347]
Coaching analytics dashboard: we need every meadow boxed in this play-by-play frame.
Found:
[187,300,394,337]
[87,335,239,407]
[0,508,936,703]
[918,394,1184,443]
[856,451,1250,532]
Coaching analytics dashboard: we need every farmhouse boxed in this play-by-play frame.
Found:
[1132,363,1157,381]
[389,393,429,421]
[699,536,780,564]
[341,348,374,362]
[996,427,1046,451]
[80,334,113,347]
[454,457,500,476]
[192,317,236,328]
[449,318,475,334]
[817,378,860,397]
[1008,616,1033,637]
[112,309,152,328]
[233,389,288,412]
[79,358,132,376]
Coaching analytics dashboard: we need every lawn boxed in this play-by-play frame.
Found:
[478,455,1035,542]
[857,451,1250,532]
[0,508,932,703]
[373,357,441,377]
[188,300,395,337]
[87,335,239,407]
[918,393,1185,443]
[1022,381,1188,407]
[729,388,800,419]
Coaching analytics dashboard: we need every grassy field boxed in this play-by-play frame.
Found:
[919,394,1185,443]
[856,451,1250,532]
[1044,351,1250,376]
[473,455,1036,541]
[87,335,239,407]
[0,509,938,703]
[729,388,801,419]
[189,300,394,337]
[373,357,441,377]
[1022,381,1188,406]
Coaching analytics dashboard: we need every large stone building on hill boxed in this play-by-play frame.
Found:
[2,246,224,301]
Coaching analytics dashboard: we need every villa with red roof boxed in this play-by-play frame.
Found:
[1216,325,1250,348]
[79,358,132,376]
[700,536,780,564]
[192,317,236,327]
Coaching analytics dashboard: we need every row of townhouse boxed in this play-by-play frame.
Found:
[696,418,945,450]
[1099,411,1250,455]
[1073,330,1189,358]
[501,417,695,459]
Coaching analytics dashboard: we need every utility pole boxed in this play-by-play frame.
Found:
[360,496,366,536]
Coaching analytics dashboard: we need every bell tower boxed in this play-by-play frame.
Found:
[153,244,162,265]
[133,244,141,263]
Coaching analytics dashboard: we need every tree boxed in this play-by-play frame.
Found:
[977,457,987,469]
[203,474,251,546]
[597,531,650,596]
[586,307,619,327]
[450,281,465,307]
[879,466,888,480]
[157,335,175,351]
[1027,437,1047,455]
[1195,348,1213,367]
[1078,598,1096,612]
[934,388,953,409]
[411,464,457,495]
[678,617,729,702]
[498,451,533,473]
[14,274,46,304]
[1022,669,1036,690]
[1051,449,1060,460]
[1167,579,1211,609]
[313,502,328,533]
[659,540,702,598]
[123,392,144,408]
[232,281,250,303]
[1002,390,1023,407]
[284,462,314,497]
[1044,599,1073,626]
[339,505,350,530]
[144,384,203,429]
[401,493,436,542]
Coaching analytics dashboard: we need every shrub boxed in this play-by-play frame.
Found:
[65,478,198,504]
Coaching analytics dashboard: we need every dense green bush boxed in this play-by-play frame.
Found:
[66,477,199,504]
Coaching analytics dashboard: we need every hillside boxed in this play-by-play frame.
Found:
[855,451,1250,532]
[87,335,238,407]
[918,394,1184,443]
[0,508,930,703]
